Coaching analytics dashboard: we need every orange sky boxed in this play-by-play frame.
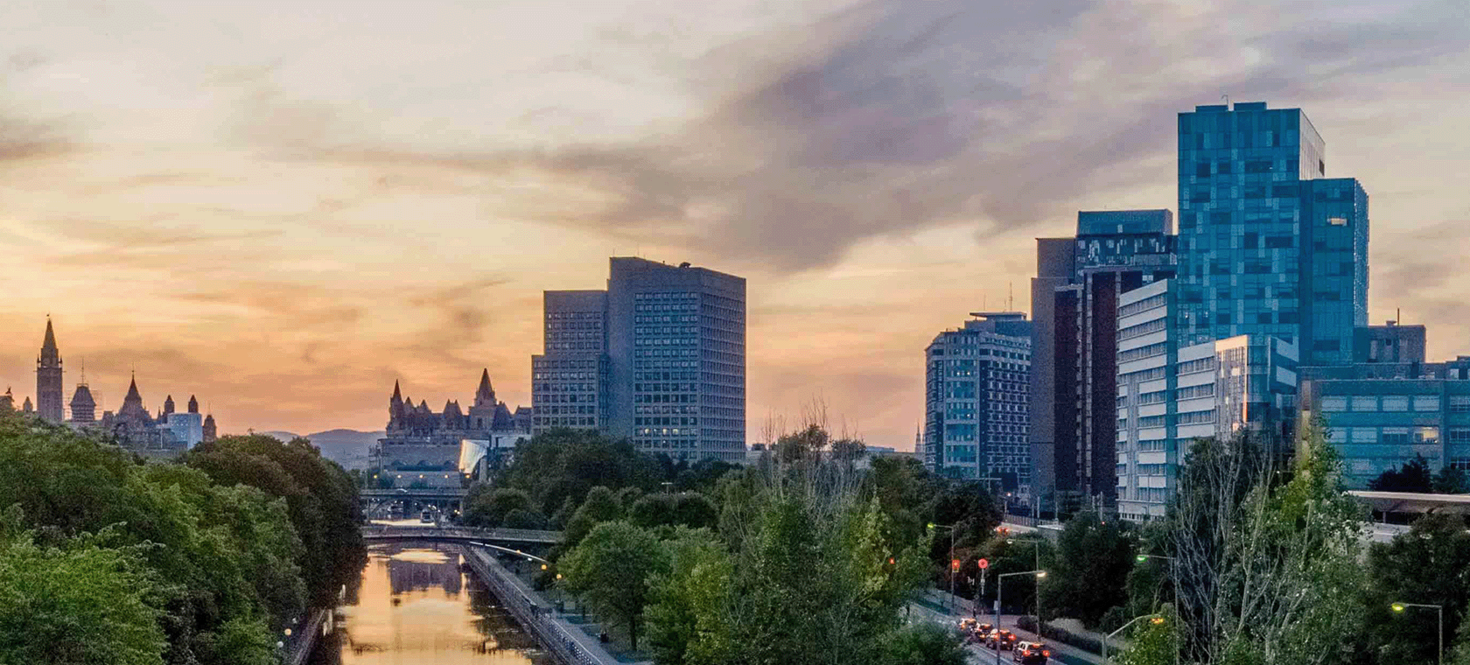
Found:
[4,0,1469,449]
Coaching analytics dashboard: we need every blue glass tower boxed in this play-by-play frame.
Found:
[1175,102,1368,365]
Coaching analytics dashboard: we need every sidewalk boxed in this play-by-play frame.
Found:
[907,590,1103,665]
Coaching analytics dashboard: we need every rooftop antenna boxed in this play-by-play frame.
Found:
[1008,282,1014,311]
[1221,93,1230,106]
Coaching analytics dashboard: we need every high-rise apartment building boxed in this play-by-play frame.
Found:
[533,257,746,462]
[924,313,1032,489]
[1175,102,1368,365]
[1031,210,1176,512]
[1116,280,1300,521]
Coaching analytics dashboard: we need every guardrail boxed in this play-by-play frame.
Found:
[460,547,605,665]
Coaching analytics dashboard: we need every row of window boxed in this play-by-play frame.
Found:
[1119,343,1169,363]
[1119,294,1168,317]
[1320,395,1461,413]
[1329,426,1443,445]
[1119,317,1168,341]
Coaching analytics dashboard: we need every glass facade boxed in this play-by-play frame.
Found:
[532,290,609,433]
[925,313,1032,490]
[1175,102,1367,366]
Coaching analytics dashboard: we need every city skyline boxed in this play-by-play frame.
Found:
[5,0,1470,446]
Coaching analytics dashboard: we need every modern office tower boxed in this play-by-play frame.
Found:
[609,257,745,462]
[36,318,64,423]
[1031,210,1176,513]
[1116,280,1300,521]
[924,313,1032,490]
[532,290,610,433]
[1296,320,1470,487]
[534,258,746,462]
[1175,101,1368,366]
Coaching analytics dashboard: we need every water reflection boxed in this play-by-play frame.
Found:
[309,543,553,664]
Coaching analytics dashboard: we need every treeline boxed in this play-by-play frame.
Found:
[0,412,365,665]
[476,426,1004,665]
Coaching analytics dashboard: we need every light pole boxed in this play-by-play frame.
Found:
[1007,537,1044,633]
[928,522,960,613]
[1101,613,1165,663]
[1136,553,1181,665]
[1392,601,1444,665]
[995,570,1046,665]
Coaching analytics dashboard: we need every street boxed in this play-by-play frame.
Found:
[907,600,1104,665]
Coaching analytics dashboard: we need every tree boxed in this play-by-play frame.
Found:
[1433,466,1469,494]
[878,622,968,665]
[1363,512,1470,665]
[1039,511,1136,626]
[1167,425,1368,665]
[1115,610,1178,665]
[1451,619,1470,665]
[496,429,663,514]
[560,521,668,651]
[502,508,548,530]
[644,528,731,665]
[563,485,625,549]
[0,520,166,665]
[463,488,533,528]
[630,493,719,531]
[1368,456,1435,493]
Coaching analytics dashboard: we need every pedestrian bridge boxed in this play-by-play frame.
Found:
[361,525,562,546]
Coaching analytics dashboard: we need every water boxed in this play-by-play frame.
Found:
[309,543,555,665]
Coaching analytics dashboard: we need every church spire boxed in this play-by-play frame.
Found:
[42,317,58,352]
[392,380,403,403]
[474,369,495,407]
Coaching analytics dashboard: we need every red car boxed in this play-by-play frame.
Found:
[1013,641,1052,664]
[987,629,1019,650]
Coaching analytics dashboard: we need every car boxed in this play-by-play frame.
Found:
[987,629,1019,650]
[1013,641,1052,664]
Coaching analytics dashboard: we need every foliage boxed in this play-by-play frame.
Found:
[496,428,664,515]
[0,515,166,665]
[1362,512,1470,665]
[1368,456,1435,493]
[502,508,548,530]
[463,487,535,528]
[0,413,330,665]
[1038,511,1136,626]
[629,493,720,531]
[1452,619,1470,665]
[560,521,668,651]
[563,485,626,549]
[877,622,969,665]
[186,434,366,607]
[644,528,731,665]
[1114,609,1178,665]
[1166,423,1367,665]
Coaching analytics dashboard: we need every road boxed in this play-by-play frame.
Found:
[907,600,1103,665]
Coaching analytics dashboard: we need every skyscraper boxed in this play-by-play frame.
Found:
[924,313,1032,489]
[1175,102,1368,365]
[534,257,747,462]
[36,318,64,422]
[1030,210,1176,512]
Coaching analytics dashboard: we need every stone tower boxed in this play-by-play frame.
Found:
[69,383,96,425]
[36,318,64,422]
[203,413,217,442]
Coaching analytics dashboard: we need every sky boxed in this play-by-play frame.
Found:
[3,0,1469,448]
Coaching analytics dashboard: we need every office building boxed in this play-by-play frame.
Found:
[1175,101,1368,366]
[1116,280,1300,521]
[1031,210,1176,512]
[533,257,746,462]
[1297,320,1470,486]
[532,290,610,433]
[925,312,1032,490]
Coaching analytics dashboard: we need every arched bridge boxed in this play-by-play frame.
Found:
[361,525,562,546]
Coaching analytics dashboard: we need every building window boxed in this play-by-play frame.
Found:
[1350,396,1377,412]
[1413,395,1440,412]
[1449,396,1470,414]
[1450,458,1470,471]
[1447,428,1470,444]
[1327,217,1348,226]
[1415,427,1440,444]
[1356,428,1383,444]
[1320,397,1347,412]
[1381,396,1409,412]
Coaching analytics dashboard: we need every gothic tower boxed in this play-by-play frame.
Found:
[36,318,64,422]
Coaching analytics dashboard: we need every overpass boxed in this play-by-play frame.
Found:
[361,525,562,546]
[359,487,470,516]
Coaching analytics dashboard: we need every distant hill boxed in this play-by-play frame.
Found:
[256,431,301,442]
[302,429,382,471]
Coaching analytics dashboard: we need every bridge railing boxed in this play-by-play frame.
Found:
[361,525,563,543]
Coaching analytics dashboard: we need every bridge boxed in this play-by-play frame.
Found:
[359,487,470,516]
[361,525,562,546]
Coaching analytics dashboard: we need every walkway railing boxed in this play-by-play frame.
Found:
[460,546,607,665]
[361,525,562,544]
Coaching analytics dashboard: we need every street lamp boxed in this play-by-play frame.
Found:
[1101,614,1164,663]
[1392,601,1444,665]
[1136,553,1181,665]
[994,570,1046,665]
[928,522,960,612]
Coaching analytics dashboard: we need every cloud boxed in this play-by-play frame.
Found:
[241,0,1470,275]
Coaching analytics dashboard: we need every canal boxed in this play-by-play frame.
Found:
[308,543,555,665]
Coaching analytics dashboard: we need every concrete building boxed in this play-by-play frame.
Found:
[925,312,1033,491]
[1031,210,1177,513]
[1116,280,1299,521]
[1175,101,1368,366]
[533,257,746,462]
[532,290,610,433]
[36,318,65,423]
